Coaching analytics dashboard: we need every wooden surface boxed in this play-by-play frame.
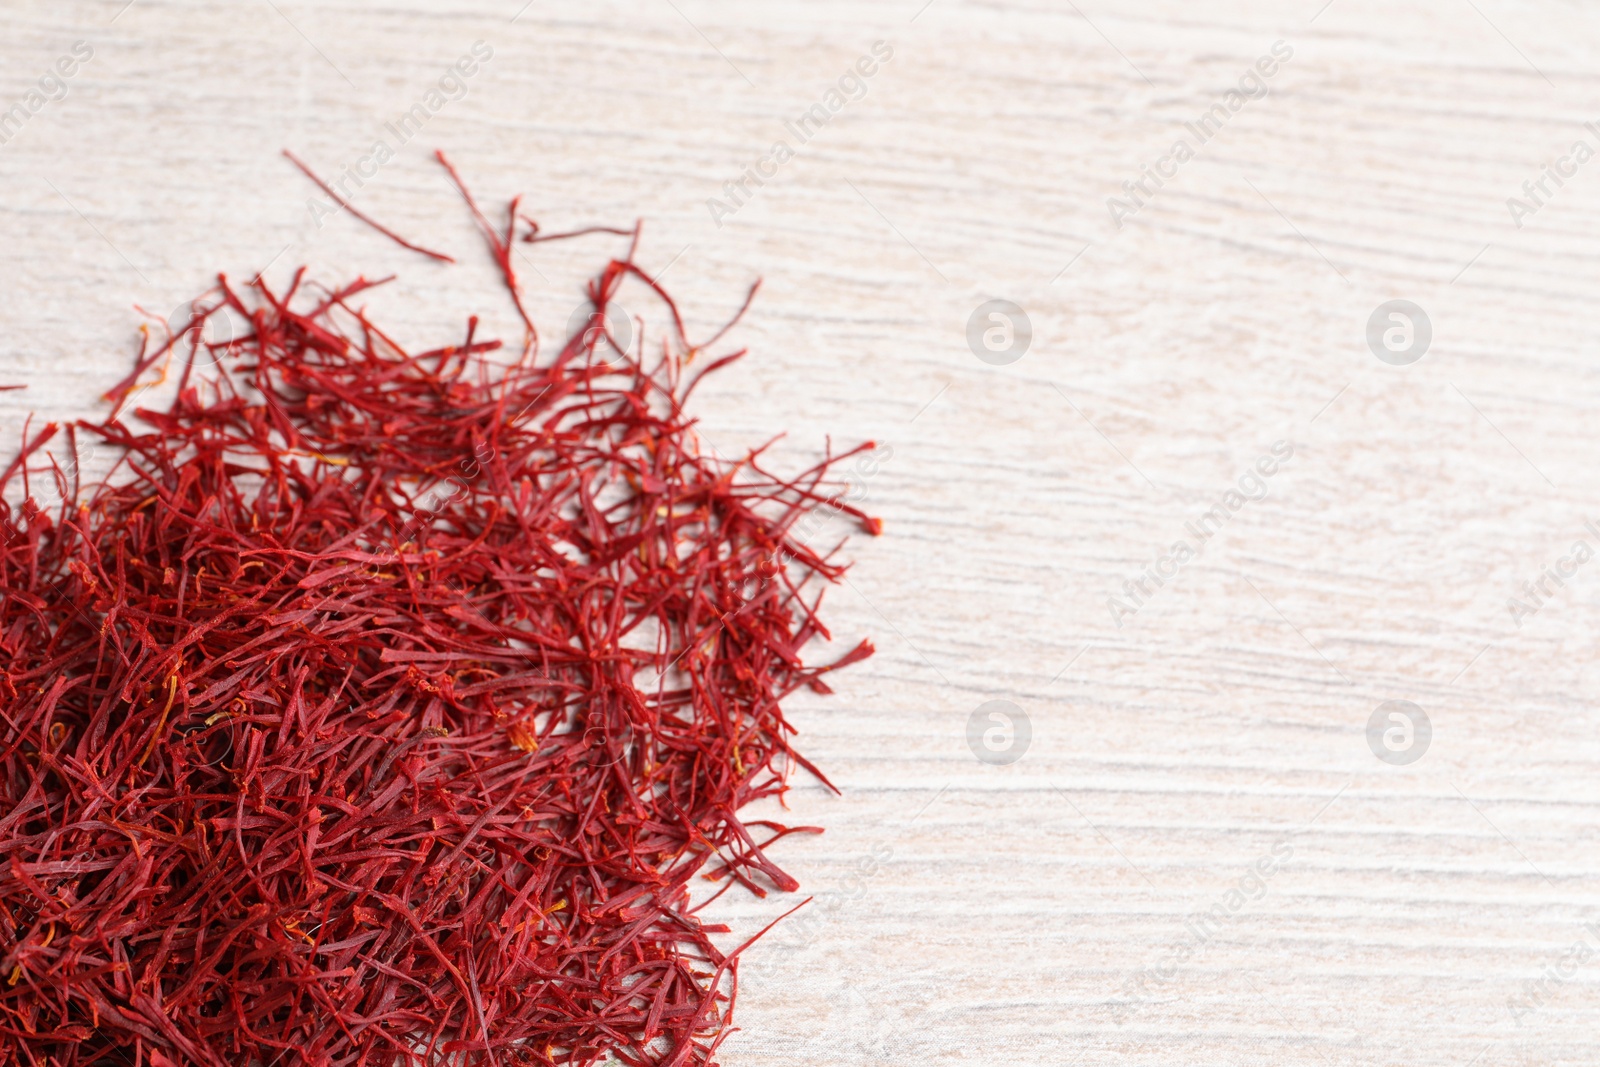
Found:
[4,1,1600,1063]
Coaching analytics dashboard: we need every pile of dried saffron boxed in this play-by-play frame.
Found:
[0,156,876,1066]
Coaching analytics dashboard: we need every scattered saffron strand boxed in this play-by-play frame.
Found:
[0,385,25,392]
[694,280,761,352]
[435,149,536,351]
[520,218,638,244]
[282,149,456,264]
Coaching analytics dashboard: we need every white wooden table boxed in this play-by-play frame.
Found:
[4,1,1599,1063]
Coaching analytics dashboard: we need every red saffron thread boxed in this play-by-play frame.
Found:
[520,220,637,245]
[435,150,535,351]
[283,149,457,264]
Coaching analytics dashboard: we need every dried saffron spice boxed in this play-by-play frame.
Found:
[0,157,877,1066]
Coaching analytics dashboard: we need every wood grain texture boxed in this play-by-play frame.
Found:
[4,1,1600,1063]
